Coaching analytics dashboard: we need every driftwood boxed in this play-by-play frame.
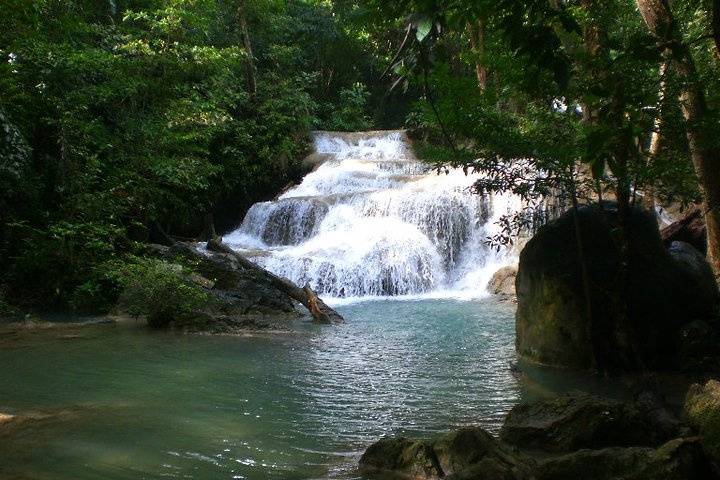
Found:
[206,238,344,324]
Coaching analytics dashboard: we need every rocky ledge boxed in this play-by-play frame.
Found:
[136,239,343,334]
[360,383,720,479]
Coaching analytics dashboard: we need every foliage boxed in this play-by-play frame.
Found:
[361,0,715,242]
[324,83,372,131]
[114,257,211,328]
[0,0,391,312]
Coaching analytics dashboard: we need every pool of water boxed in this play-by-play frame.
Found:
[1,299,520,479]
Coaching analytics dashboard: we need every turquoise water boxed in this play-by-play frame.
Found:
[0,299,521,479]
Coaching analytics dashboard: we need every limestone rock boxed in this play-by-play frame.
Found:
[500,394,684,453]
[487,266,517,298]
[359,428,533,480]
[516,203,719,370]
[434,427,532,479]
[359,437,441,479]
[535,437,718,480]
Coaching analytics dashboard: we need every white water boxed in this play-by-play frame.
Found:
[224,131,522,303]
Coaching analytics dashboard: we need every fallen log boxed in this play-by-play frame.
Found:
[206,238,344,324]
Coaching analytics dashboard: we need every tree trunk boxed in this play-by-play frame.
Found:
[467,19,488,92]
[636,0,720,278]
[643,58,671,217]
[236,0,257,96]
[206,238,344,324]
[713,0,720,59]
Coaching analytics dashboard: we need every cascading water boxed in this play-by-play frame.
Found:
[224,130,521,301]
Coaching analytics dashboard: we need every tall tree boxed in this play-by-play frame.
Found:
[236,0,257,95]
[467,18,488,92]
[636,0,720,278]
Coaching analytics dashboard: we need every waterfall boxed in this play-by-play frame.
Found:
[224,131,521,301]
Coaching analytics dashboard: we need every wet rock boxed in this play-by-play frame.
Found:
[359,437,441,479]
[487,266,517,299]
[434,427,533,479]
[359,428,533,480]
[534,445,652,480]
[516,203,719,371]
[142,243,305,333]
[500,394,685,453]
[684,380,720,463]
[534,437,718,480]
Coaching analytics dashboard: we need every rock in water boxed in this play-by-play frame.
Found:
[487,266,517,299]
[500,394,685,453]
[359,428,533,480]
[433,427,533,479]
[684,380,720,463]
[359,437,441,479]
[516,203,719,371]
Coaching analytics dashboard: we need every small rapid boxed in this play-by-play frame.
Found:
[225,131,521,300]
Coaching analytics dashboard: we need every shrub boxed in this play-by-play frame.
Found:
[324,83,372,131]
[114,257,211,328]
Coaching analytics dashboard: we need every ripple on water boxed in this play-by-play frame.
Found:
[0,298,519,479]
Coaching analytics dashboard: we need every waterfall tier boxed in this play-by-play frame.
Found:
[225,131,519,300]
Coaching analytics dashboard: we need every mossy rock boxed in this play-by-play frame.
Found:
[434,427,532,478]
[359,437,441,479]
[535,438,717,480]
[360,428,533,480]
[500,394,684,453]
[516,203,719,371]
[685,380,720,463]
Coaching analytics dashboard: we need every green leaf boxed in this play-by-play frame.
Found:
[416,17,432,42]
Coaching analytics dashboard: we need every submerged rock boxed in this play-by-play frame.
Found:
[684,380,720,463]
[500,393,685,453]
[487,266,517,299]
[516,203,719,371]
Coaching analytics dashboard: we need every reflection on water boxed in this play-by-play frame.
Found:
[0,298,632,480]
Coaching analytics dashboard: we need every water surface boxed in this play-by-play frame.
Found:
[0,299,518,479]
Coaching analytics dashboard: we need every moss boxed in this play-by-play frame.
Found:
[684,380,720,462]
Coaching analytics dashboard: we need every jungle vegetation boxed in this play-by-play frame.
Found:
[1,0,719,314]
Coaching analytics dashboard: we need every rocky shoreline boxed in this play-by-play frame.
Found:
[359,383,720,479]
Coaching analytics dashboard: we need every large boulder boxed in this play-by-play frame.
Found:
[500,393,685,453]
[516,203,719,370]
[684,380,720,463]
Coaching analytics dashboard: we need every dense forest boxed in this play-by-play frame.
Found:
[1,0,719,319]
